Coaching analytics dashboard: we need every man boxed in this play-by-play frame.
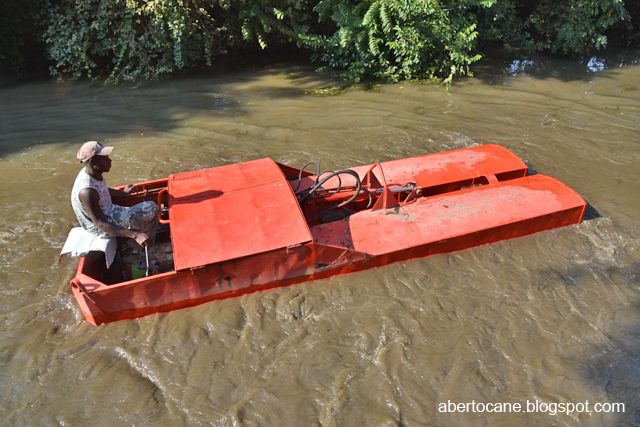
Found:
[71,141,158,248]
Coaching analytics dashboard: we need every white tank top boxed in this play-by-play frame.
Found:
[70,169,115,236]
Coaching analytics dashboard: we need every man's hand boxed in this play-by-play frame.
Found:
[134,232,153,247]
[123,184,138,194]
[108,184,137,198]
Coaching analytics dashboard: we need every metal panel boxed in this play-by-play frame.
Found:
[311,174,586,256]
[168,158,312,271]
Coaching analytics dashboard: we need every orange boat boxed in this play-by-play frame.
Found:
[67,144,586,325]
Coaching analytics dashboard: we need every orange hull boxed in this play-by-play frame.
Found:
[70,145,586,325]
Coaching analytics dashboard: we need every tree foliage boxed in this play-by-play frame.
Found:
[233,0,313,49]
[304,0,489,82]
[528,0,629,56]
[43,0,232,82]
[1,0,637,82]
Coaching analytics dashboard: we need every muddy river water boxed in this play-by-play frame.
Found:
[1,51,639,426]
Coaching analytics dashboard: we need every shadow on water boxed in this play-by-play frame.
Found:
[582,203,602,221]
[2,47,639,160]
[472,48,640,85]
[0,78,242,158]
[0,50,329,159]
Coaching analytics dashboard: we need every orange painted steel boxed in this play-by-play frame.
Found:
[69,145,587,325]
[167,158,313,271]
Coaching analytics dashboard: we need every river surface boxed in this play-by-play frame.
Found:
[1,51,639,426]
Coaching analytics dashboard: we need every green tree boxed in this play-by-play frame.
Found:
[304,0,496,83]
[528,0,629,56]
[43,0,230,82]
[21,0,635,84]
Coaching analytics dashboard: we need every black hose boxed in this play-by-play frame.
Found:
[292,161,321,193]
[303,171,344,200]
[298,169,362,208]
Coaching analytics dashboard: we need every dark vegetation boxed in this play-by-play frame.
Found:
[1,0,639,84]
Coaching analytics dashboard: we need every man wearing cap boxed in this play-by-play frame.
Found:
[71,141,158,247]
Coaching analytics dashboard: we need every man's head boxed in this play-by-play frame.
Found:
[77,141,114,163]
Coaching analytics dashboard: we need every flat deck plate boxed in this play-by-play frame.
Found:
[168,158,312,271]
[291,144,527,194]
[312,174,586,255]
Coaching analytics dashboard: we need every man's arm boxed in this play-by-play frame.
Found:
[78,187,152,247]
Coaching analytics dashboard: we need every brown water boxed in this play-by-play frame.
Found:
[1,52,639,426]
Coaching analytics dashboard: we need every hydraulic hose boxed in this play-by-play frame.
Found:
[292,161,321,193]
[297,169,362,208]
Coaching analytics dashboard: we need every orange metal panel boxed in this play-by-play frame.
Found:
[291,144,527,196]
[168,158,312,271]
[311,174,585,256]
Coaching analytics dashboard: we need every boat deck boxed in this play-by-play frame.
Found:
[311,174,586,256]
[167,158,312,271]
